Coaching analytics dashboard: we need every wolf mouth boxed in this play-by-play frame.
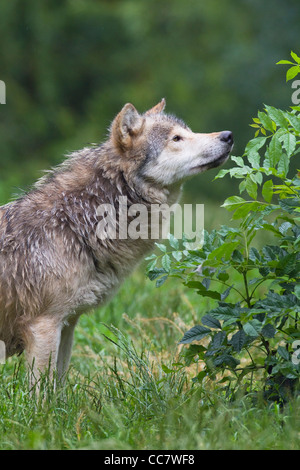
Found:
[192,151,231,171]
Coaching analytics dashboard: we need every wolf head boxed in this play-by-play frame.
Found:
[110,99,233,186]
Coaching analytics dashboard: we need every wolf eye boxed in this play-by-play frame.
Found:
[172,135,183,142]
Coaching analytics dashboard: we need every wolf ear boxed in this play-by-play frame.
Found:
[111,103,143,150]
[145,98,166,115]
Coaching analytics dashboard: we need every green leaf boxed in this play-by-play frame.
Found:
[279,197,300,213]
[247,151,260,169]
[243,320,262,337]
[201,315,222,329]
[207,241,240,261]
[155,243,167,253]
[214,354,240,368]
[257,111,274,132]
[262,223,281,236]
[237,180,246,196]
[294,285,300,300]
[172,251,183,262]
[231,201,263,220]
[277,345,290,361]
[290,51,300,64]
[245,136,266,155]
[146,258,157,272]
[208,305,244,321]
[231,249,244,264]
[220,286,233,301]
[262,180,273,203]
[215,168,231,180]
[185,281,204,290]
[197,288,221,301]
[279,132,296,157]
[217,272,229,282]
[168,233,179,249]
[192,371,207,383]
[161,254,171,272]
[148,267,168,281]
[249,247,261,262]
[276,60,294,65]
[179,325,211,344]
[278,221,293,235]
[231,156,244,167]
[185,281,221,300]
[250,171,263,185]
[264,105,289,129]
[183,344,206,366]
[145,253,157,261]
[161,364,174,374]
[261,324,276,338]
[230,329,247,353]
[286,113,300,132]
[156,275,168,287]
[275,252,297,276]
[277,153,290,177]
[222,196,246,211]
[245,175,258,199]
[229,166,251,178]
[286,66,300,81]
[262,245,278,261]
[268,133,282,168]
[209,331,226,349]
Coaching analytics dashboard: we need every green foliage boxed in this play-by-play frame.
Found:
[277,50,300,82]
[146,60,300,403]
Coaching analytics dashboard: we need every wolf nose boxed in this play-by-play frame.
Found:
[219,131,233,145]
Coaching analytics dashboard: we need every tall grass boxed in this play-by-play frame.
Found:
[0,271,299,450]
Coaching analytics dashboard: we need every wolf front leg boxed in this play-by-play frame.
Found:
[25,316,62,391]
[56,316,79,383]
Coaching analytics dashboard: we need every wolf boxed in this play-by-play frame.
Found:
[0,99,233,386]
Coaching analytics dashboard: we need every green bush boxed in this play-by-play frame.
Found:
[146,54,300,403]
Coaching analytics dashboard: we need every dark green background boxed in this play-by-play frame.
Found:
[0,0,299,207]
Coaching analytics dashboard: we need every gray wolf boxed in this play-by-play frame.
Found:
[0,99,233,386]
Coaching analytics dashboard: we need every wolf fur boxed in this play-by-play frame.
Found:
[0,99,233,385]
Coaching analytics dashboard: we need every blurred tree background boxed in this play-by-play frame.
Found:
[0,0,299,219]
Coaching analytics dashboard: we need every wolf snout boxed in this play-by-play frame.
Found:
[219,131,233,146]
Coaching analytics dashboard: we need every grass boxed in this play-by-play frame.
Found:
[0,197,298,450]
[0,268,299,450]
